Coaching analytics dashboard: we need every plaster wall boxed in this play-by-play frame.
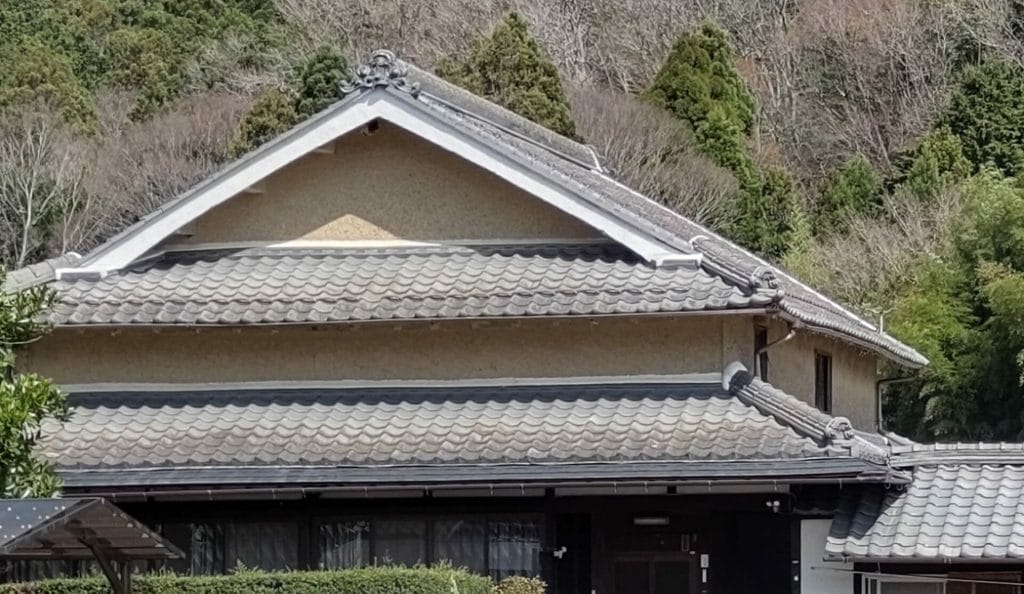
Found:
[177,123,598,246]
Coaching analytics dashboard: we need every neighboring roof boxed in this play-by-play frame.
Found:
[891,442,1024,467]
[50,243,773,326]
[36,49,925,367]
[45,368,899,491]
[2,253,80,293]
[0,498,181,560]
[826,464,1024,562]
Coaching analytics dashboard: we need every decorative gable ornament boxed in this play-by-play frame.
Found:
[748,266,780,290]
[340,50,420,98]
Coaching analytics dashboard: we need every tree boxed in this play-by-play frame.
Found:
[943,59,1024,177]
[436,12,577,139]
[229,47,350,156]
[646,22,756,185]
[294,46,349,118]
[734,167,809,261]
[229,88,297,157]
[814,156,881,236]
[885,171,1024,440]
[894,127,972,201]
[0,271,69,497]
[0,110,86,269]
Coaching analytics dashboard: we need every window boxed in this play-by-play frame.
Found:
[163,521,300,574]
[814,351,832,413]
[319,520,370,569]
[863,575,945,594]
[434,519,486,573]
[488,519,542,580]
[754,325,769,381]
[375,519,428,566]
[317,516,541,581]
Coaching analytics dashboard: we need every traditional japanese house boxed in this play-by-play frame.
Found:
[8,50,1024,594]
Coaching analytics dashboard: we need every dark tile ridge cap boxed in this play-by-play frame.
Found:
[723,362,890,465]
[402,62,603,170]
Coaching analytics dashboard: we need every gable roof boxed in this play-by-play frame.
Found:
[40,50,925,367]
[45,364,901,492]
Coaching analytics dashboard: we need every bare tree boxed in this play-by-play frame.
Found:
[788,186,964,312]
[568,85,739,226]
[0,109,85,269]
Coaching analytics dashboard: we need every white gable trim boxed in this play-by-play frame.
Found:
[65,90,690,278]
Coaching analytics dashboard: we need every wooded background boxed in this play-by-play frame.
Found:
[3,0,1024,441]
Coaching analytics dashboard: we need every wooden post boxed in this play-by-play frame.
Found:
[77,538,127,594]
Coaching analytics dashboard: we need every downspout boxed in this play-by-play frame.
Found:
[755,322,798,379]
[875,376,918,433]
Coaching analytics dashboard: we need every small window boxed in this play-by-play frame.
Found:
[814,351,832,413]
[862,575,945,593]
[754,325,769,381]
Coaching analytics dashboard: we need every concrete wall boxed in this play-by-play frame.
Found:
[25,316,746,385]
[178,123,599,245]
[762,319,878,430]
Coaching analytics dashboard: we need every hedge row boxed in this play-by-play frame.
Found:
[0,567,496,594]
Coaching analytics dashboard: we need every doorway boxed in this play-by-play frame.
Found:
[612,553,696,594]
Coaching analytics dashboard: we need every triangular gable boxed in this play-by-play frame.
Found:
[62,51,693,279]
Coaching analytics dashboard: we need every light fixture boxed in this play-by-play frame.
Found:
[633,515,670,527]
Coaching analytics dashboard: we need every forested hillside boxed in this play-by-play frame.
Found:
[3,0,1024,441]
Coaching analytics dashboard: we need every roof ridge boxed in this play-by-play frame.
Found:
[723,362,889,465]
[402,62,602,170]
[3,253,81,293]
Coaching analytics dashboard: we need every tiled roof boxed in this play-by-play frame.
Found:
[402,74,926,367]
[17,51,926,367]
[827,464,1024,561]
[44,374,895,490]
[50,244,772,325]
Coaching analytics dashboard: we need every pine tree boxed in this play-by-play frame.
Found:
[646,21,755,173]
[436,12,577,139]
[229,88,297,157]
[734,167,809,261]
[294,46,348,118]
[943,59,1024,177]
[230,48,350,156]
[813,155,880,236]
[648,22,808,261]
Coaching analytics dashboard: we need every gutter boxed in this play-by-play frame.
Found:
[65,474,903,502]
[755,322,798,379]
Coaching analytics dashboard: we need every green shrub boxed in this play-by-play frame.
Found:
[491,576,545,594]
[0,567,493,594]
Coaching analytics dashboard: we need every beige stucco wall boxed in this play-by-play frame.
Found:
[762,319,878,430]
[23,316,756,385]
[25,314,879,428]
[177,123,599,245]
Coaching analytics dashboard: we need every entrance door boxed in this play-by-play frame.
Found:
[612,554,695,594]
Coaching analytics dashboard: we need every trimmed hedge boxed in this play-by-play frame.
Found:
[492,577,545,594]
[0,567,493,594]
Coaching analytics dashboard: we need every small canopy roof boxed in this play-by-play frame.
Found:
[0,497,180,561]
